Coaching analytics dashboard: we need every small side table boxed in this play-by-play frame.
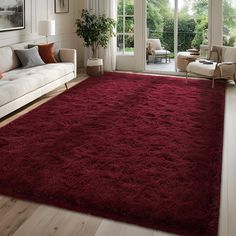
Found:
[177,52,199,72]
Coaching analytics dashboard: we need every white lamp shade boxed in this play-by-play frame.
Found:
[38,20,55,36]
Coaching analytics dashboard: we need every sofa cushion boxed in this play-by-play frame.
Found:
[38,43,57,63]
[52,42,61,62]
[0,47,20,73]
[0,63,74,107]
[15,47,45,68]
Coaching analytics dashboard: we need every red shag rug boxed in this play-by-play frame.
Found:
[0,72,225,236]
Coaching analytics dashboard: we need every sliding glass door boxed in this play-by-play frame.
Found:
[145,0,208,73]
[146,0,175,72]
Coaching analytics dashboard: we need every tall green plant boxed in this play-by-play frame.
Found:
[75,9,116,58]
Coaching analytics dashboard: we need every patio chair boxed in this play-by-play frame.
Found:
[146,39,171,63]
[186,45,236,88]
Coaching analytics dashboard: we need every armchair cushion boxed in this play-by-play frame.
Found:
[208,50,219,62]
[187,61,217,77]
[147,39,162,50]
[154,49,170,55]
[222,47,236,62]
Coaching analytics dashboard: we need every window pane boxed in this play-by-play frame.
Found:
[116,0,134,55]
[117,17,123,33]
[223,0,236,46]
[125,0,134,15]
[125,17,134,33]
[125,35,134,53]
[117,0,123,15]
[117,35,124,52]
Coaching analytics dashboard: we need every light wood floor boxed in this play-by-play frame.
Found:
[0,72,235,236]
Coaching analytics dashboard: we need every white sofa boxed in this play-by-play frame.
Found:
[0,42,77,119]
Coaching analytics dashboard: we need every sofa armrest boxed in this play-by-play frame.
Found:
[59,48,77,77]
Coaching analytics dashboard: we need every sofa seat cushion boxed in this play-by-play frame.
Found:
[187,61,217,77]
[0,63,74,107]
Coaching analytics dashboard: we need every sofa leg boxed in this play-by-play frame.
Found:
[212,79,215,88]
[65,83,68,90]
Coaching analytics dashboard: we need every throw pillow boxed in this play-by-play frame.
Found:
[0,70,3,79]
[15,47,45,68]
[28,43,58,63]
[52,42,61,62]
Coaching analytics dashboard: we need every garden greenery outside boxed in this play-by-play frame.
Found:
[117,0,236,54]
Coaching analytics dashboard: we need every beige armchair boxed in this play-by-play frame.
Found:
[146,39,171,63]
[186,46,236,88]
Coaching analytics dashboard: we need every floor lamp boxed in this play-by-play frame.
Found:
[38,20,56,43]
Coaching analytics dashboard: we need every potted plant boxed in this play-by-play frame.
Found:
[75,9,116,76]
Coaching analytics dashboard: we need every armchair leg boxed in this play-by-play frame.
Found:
[65,83,68,90]
[185,72,188,84]
[212,78,215,88]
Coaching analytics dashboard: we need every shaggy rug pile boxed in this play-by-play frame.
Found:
[0,72,225,236]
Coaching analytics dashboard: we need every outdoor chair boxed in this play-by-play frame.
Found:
[186,45,236,88]
[146,39,171,63]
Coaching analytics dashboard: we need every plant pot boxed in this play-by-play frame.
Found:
[86,58,104,77]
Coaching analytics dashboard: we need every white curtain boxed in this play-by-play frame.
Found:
[85,0,117,71]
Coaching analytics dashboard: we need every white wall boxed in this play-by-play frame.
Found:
[0,0,78,63]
